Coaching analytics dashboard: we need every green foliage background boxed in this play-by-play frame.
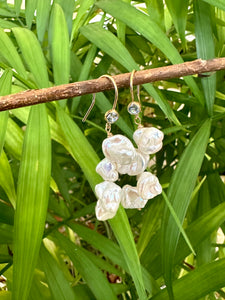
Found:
[0,0,225,299]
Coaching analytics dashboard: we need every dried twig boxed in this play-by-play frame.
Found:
[0,58,225,111]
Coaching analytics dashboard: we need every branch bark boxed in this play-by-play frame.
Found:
[0,57,225,111]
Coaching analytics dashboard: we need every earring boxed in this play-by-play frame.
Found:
[83,73,164,221]
[120,70,163,209]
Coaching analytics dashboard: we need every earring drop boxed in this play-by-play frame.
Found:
[83,72,164,221]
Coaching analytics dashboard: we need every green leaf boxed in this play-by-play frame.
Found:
[202,0,225,11]
[57,107,100,191]
[0,28,27,78]
[165,0,189,48]
[36,0,51,43]
[50,4,70,86]
[25,0,38,28]
[80,23,180,125]
[5,118,23,160]
[40,244,76,300]
[13,104,51,300]
[53,0,75,35]
[161,119,211,298]
[14,0,22,15]
[152,259,225,300]
[0,150,16,208]
[194,0,216,116]
[109,207,147,300]
[13,28,49,88]
[55,231,118,300]
[0,69,12,155]
[96,0,203,104]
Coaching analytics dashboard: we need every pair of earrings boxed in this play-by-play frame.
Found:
[83,71,164,221]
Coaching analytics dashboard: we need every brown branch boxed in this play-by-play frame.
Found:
[0,57,225,111]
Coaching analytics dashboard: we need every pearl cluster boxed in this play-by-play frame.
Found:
[95,127,164,221]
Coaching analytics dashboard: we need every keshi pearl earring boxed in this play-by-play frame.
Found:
[121,70,164,209]
[83,72,164,221]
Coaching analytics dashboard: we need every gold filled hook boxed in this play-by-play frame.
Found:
[82,75,119,123]
[130,70,141,105]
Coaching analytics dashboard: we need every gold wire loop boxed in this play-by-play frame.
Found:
[82,93,96,122]
[100,75,119,110]
[130,70,141,105]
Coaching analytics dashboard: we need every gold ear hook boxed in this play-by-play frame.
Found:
[129,69,141,105]
[82,75,119,124]
[82,93,96,122]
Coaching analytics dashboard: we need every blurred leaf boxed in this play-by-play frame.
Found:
[13,104,51,300]
[194,0,216,116]
[0,69,12,155]
[25,0,37,28]
[165,0,189,48]
[40,245,76,300]
[0,201,14,225]
[55,231,118,300]
[0,28,27,78]
[0,150,16,208]
[13,27,49,88]
[162,119,211,298]
[0,223,13,244]
[14,0,22,15]
[36,0,51,42]
[53,0,74,35]
[152,259,225,300]
[202,0,225,11]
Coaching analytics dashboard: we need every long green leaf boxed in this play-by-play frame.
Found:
[36,0,51,43]
[0,69,12,155]
[202,0,225,11]
[165,0,189,48]
[5,118,23,160]
[56,106,100,191]
[40,245,76,300]
[161,119,211,298]
[50,4,70,85]
[80,23,180,125]
[109,207,147,300]
[0,150,16,208]
[96,0,203,104]
[0,29,27,78]
[13,104,51,300]
[194,0,216,116]
[14,0,22,15]
[25,0,37,28]
[55,231,118,300]
[152,259,225,300]
[12,28,49,88]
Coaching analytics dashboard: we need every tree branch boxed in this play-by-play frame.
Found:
[0,58,225,111]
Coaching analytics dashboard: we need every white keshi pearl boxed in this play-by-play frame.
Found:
[122,185,148,209]
[96,158,118,182]
[116,149,149,176]
[95,200,118,221]
[102,134,136,165]
[95,181,122,212]
[133,127,164,154]
[137,172,162,200]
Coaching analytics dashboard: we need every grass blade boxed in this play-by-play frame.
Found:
[40,244,76,300]
[0,28,27,78]
[25,0,37,28]
[14,0,22,15]
[12,28,49,88]
[0,69,12,155]
[0,150,16,208]
[152,259,225,300]
[55,231,118,300]
[36,0,51,43]
[165,0,189,49]
[109,207,147,300]
[202,0,225,11]
[13,104,51,300]
[161,119,211,298]
[194,0,216,116]
[49,4,70,86]
[96,0,203,104]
